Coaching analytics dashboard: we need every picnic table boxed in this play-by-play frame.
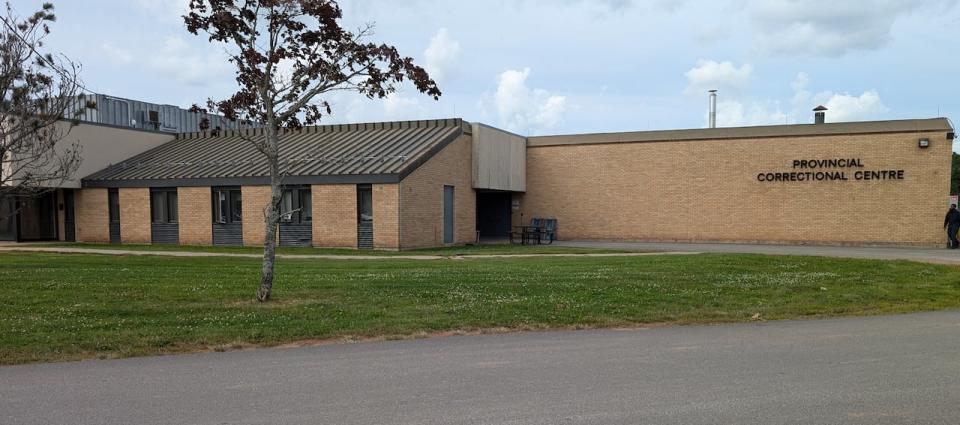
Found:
[510,218,556,245]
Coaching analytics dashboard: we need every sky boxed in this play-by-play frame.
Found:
[10,0,960,143]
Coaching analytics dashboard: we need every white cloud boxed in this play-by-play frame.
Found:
[134,0,191,23]
[705,70,885,127]
[493,68,568,133]
[146,37,232,86]
[818,90,888,122]
[748,0,952,56]
[684,59,753,95]
[715,100,788,127]
[100,43,133,65]
[423,28,461,81]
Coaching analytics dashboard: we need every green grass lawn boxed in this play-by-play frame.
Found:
[2,252,960,365]
[37,242,628,256]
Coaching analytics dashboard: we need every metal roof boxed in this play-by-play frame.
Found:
[83,118,468,188]
[527,118,954,147]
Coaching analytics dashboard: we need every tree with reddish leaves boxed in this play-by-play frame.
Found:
[184,0,441,302]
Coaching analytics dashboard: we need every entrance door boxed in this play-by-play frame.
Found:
[63,189,76,242]
[476,192,512,238]
[443,185,454,244]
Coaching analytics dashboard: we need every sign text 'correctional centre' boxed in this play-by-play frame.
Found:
[757,158,906,182]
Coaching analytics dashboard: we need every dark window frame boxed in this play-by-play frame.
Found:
[150,188,178,224]
[279,186,311,224]
[211,187,242,224]
[357,184,372,223]
[108,188,120,223]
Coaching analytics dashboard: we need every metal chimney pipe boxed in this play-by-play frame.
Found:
[708,90,717,128]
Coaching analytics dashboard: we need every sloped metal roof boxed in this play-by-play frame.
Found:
[527,118,954,147]
[83,118,468,187]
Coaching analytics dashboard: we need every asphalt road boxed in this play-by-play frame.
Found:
[3,311,960,424]
[556,240,960,265]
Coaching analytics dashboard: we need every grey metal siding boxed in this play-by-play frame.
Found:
[279,223,312,247]
[357,221,373,249]
[151,223,179,244]
[212,223,243,246]
[70,93,244,134]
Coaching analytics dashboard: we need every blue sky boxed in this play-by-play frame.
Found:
[12,0,960,141]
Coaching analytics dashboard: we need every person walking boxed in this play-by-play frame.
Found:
[945,204,960,248]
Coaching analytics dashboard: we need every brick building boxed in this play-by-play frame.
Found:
[2,113,955,248]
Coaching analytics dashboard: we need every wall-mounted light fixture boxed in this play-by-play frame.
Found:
[918,138,930,148]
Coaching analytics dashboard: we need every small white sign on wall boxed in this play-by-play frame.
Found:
[950,195,958,207]
[511,199,520,211]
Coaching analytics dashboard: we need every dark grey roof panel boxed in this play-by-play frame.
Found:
[527,118,954,147]
[83,118,467,186]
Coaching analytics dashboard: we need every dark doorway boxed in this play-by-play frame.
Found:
[63,189,76,242]
[0,194,15,241]
[476,191,512,239]
[17,191,57,241]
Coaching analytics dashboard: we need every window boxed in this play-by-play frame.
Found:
[300,190,311,222]
[212,187,242,224]
[150,188,178,224]
[357,184,372,222]
[108,189,120,223]
[279,186,311,224]
[280,190,294,222]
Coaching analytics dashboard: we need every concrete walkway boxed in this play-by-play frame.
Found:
[0,245,699,261]
[556,240,960,265]
[3,310,959,424]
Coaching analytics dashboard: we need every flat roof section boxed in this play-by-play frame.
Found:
[527,118,954,147]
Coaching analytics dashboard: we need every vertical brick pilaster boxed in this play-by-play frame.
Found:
[373,184,399,250]
[241,185,274,246]
[178,187,212,245]
[75,188,108,243]
[119,188,151,244]
[313,184,358,248]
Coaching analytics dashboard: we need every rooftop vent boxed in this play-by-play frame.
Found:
[813,105,827,124]
[708,90,717,128]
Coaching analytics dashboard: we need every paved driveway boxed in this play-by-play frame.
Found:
[557,240,960,265]
[3,311,960,424]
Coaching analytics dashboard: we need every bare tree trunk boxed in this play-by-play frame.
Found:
[256,125,282,302]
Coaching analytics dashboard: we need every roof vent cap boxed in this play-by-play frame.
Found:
[813,105,827,124]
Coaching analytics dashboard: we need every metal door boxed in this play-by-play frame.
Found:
[443,185,454,244]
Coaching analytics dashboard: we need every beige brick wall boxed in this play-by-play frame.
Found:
[313,184,357,248]
[178,187,212,245]
[373,184,400,249]
[75,188,108,243]
[522,130,952,246]
[399,135,476,249]
[241,185,274,246]
[119,188,151,244]
[119,187,151,244]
